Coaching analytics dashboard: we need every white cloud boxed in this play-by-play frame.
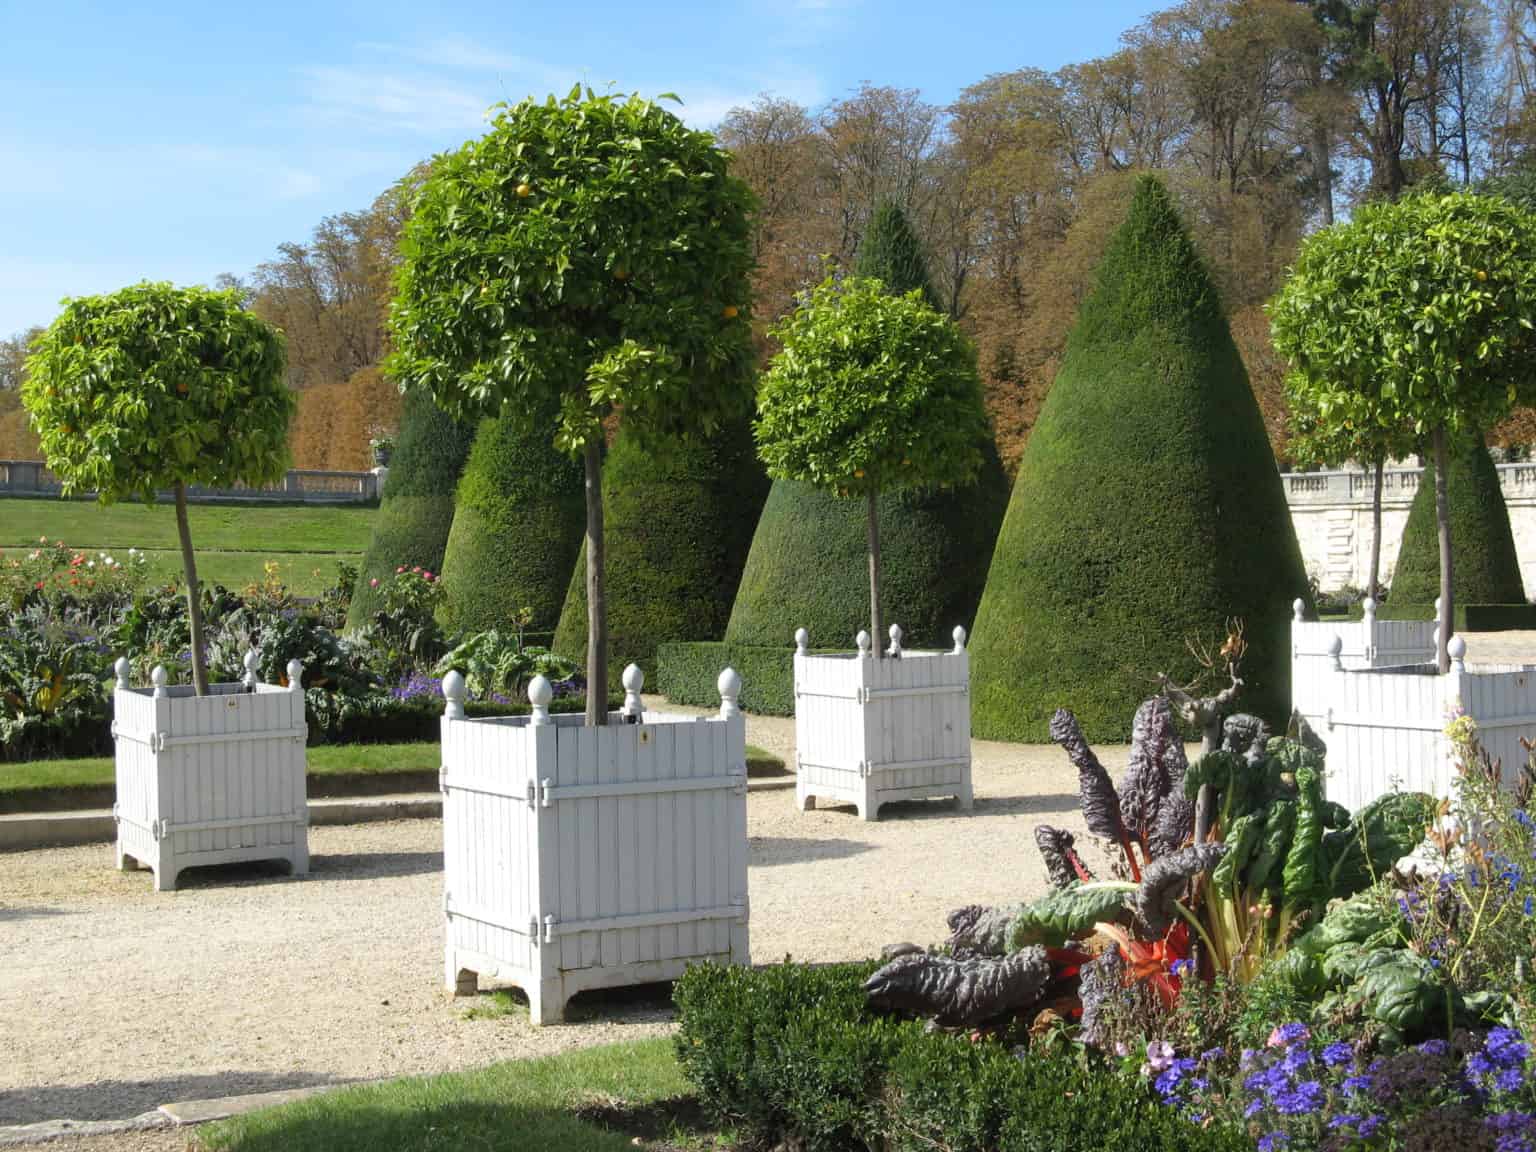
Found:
[297,66,494,136]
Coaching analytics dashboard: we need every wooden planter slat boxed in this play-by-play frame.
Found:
[441,668,749,1025]
[793,625,973,821]
[111,654,309,891]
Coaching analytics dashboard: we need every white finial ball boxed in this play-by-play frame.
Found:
[1326,633,1344,658]
[443,669,466,701]
[528,674,554,709]
[856,630,871,654]
[889,623,903,642]
[794,627,809,653]
[622,663,645,694]
[1292,597,1305,621]
[286,659,304,687]
[1362,596,1377,615]
[151,665,168,688]
[243,649,260,674]
[1449,634,1468,661]
[952,625,967,652]
[718,666,741,700]
[114,656,131,686]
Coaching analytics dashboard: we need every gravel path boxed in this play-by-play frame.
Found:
[0,704,1172,1132]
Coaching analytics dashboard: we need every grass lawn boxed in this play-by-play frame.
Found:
[0,742,783,809]
[200,1037,699,1152]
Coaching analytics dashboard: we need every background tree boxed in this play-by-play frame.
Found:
[754,275,988,650]
[1270,190,1536,670]
[22,283,291,694]
[387,88,756,725]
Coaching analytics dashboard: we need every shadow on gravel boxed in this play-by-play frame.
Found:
[0,905,68,922]
[308,850,442,880]
[749,836,872,865]
[0,1071,347,1126]
[879,792,1079,821]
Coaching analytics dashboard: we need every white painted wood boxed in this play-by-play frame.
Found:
[440,669,749,1026]
[1292,620,1536,810]
[112,654,309,891]
[793,624,973,821]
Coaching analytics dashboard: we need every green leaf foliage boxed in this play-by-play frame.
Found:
[1005,882,1133,949]
[387,88,757,457]
[724,454,1009,651]
[854,200,939,310]
[347,387,476,627]
[755,275,987,498]
[655,640,799,714]
[23,282,291,502]
[969,176,1308,741]
[1388,433,1525,605]
[1323,791,1437,895]
[553,416,769,686]
[1270,191,1536,447]
[438,411,586,633]
[1351,949,1451,1034]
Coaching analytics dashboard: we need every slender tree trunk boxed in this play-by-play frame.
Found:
[866,487,883,657]
[1433,426,1454,674]
[1313,118,1334,227]
[1368,456,1385,602]
[583,439,608,725]
[174,483,209,697]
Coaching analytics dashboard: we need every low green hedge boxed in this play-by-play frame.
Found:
[306,692,599,745]
[656,641,798,715]
[1360,602,1536,630]
[673,961,1252,1152]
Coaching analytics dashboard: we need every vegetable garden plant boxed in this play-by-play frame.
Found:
[388,87,756,724]
[22,283,292,695]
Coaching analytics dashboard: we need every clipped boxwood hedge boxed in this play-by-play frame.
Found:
[347,387,476,627]
[1390,434,1525,606]
[969,176,1308,742]
[554,418,768,688]
[673,960,1252,1152]
[438,412,586,633]
[1373,602,1536,630]
[656,641,800,715]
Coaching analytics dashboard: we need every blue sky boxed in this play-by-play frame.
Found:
[0,1,1156,336]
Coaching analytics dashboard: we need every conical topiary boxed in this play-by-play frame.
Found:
[347,387,475,628]
[1389,434,1524,605]
[553,418,769,686]
[969,176,1308,742]
[437,411,585,634]
[723,200,1009,652]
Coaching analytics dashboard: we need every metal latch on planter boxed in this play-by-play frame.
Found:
[526,774,747,808]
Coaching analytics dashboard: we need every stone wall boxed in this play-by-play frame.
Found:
[1285,464,1536,594]
[0,461,387,504]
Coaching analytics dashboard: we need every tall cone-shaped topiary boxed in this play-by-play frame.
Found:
[724,201,1008,652]
[553,416,769,687]
[1389,434,1524,605]
[437,410,586,634]
[347,386,475,628]
[969,176,1308,742]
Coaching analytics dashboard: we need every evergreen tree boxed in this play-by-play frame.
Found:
[969,176,1308,741]
[347,387,475,628]
[855,200,939,309]
[1389,435,1525,606]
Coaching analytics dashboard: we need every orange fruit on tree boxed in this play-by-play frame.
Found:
[722,304,739,319]
[1477,269,1489,281]
[516,183,532,198]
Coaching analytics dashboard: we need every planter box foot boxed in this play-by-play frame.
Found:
[447,963,477,998]
[796,790,816,812]
[153,866,180,893]
[955,786,974,812]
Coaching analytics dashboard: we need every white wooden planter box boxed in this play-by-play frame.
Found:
[112,653,309,892]
[793,624,972,821]
[440,665,749,1025]
[1291,621,1536,811]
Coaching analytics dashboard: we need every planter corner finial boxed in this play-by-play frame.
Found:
[114,656,131,690]
[952,625,967,653]
[856,630,872,657]
[286,659,304,693]
[1362,596,1377,624]
[718,666,742,719]
[622,664,645,719]
[151,665,169,699]
[1448,634,1467,671]
[1326,632,1344,671]
[242,649,260,690]
[528,674,553,726]
[887,624,904,657]
[443,670,467,719]
[795,627,809,655]
[1292,597,1305,622]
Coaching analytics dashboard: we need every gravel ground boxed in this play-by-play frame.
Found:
[0,702,1125,1131]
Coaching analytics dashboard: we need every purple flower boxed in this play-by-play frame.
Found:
[1498,1068,1527,1094]
[1281,1045,1313,1074]
[1257,1133,1289,1152]
[1419,1039,1451,1057]
[1328,1114,1361,1131]
[1342,1074,1374,1096]
[1487,1028,1531,1069]
[1199,1046,1226,1065]
[1322,1042,1355,1068]
[1245,1097,1266,1119]
[1274,1080,1324,1117]
[1358,1115,1384,1137]
[1272,1022,1310,1047]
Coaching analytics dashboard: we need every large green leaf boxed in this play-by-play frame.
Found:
[1007,883,1133,949]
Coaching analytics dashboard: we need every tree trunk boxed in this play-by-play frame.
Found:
[866,487,883,657]
[583,439,608,726]
[1433,425,1454,674]
[1313,118,1334,226]
[174,483,209,697]
[1368,456,1385,602]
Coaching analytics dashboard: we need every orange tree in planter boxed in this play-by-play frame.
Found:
[387,88,756,726]
[22,283,291,695]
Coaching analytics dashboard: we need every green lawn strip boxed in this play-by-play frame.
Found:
[0,499,377,554]
[0,743,783,812]
[199,1037,696,1152]
[118,549,360,595]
